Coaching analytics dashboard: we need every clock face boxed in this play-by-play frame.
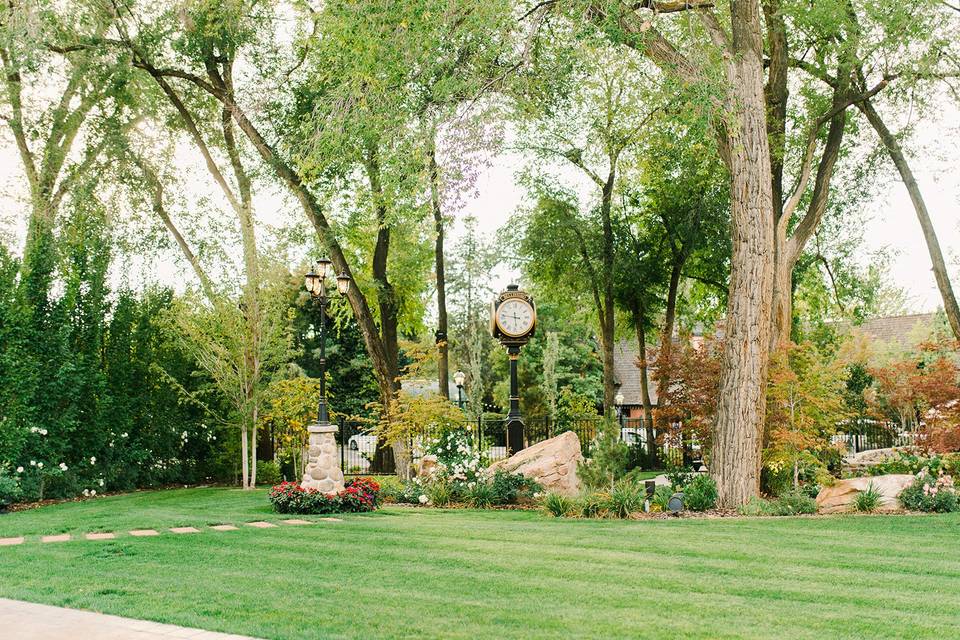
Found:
[496,298,535,337]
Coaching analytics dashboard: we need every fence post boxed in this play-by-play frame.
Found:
[339,416,345,473]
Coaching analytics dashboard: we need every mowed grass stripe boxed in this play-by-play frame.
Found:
[1,489,958,639]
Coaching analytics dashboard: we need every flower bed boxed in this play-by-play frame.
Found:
[269,478,380,514]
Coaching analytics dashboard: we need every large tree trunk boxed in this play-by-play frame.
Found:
[710,3,776,507]
[429,140,450,399]
[600,172,617,415]
[859,98,960,341]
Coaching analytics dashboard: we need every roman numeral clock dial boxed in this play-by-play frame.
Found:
[495,298,535,337]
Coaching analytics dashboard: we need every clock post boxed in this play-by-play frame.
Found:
[491,285,536,456]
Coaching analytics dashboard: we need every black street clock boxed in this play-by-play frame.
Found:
[490,285,536,454]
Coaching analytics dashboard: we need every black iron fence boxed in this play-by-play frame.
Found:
[330,415,914,476]
[832,419,917,454]
[336,415,695,476]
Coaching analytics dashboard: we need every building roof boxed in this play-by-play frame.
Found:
[613,340,659,407]
[845,313,937,347]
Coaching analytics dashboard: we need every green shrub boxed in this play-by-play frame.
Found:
[542,492,574,517]
[868,451,956,478]
[853,483,883,512]
[426,478,453,507]
[489,470,540,505]
[578,420,630,490]
[375,476,406,503]
[666,464,697,491]
[652,485,673,511]
[777,490,817,515]
[682,474,718,511]
[257,461,283,486]
[0,465,21,509]
[606,481,644,518]
[738,491,817,517]
[899,470,959,512]
[576,492,608,518]
[466,482,494,508]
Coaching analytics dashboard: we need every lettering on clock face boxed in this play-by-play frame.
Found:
[496,299,534,337]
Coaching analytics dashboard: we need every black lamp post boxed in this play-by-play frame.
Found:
[304,258,351,426]
[454,370,466,410]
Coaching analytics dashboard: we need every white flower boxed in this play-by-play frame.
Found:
[90,490,96,496]
[533,492,542,499]
[39,428,47,436]
[89,456,96,465]
[418,494,428,504]
[59,463,68,471]
[30,460,36,466]
[82,489,89,497]
[16,466,23,473]
[37,462,43,469]
[98,479,104,487]
[120,433,128,438]
[30,427,38,433]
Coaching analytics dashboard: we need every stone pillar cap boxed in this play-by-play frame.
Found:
[307,423,339,434]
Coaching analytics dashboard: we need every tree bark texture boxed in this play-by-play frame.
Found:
[710,2,776,507]
[429,141,450,399]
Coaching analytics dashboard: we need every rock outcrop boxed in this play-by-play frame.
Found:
[841,448,905,476]
[485,431,583,496]
[815,474,914,514]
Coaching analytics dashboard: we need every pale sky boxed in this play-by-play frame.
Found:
[1,104,958,313]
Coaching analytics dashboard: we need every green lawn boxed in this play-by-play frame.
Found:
[1,488,959,639]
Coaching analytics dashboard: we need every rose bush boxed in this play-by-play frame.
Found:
[899,469,959,513]
[269,478,381,514]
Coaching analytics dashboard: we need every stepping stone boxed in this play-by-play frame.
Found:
[0,537,24,546]
[210,524,238,531]
[129,529,159,537]
[85,532,115,541]
[246,521,277,529]
[281,519,314,525]
[41,534,71,543]
[169,527,200,534]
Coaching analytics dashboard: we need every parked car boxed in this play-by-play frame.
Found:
[348,434,378,454]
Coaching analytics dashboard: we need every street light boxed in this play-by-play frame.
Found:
[304,258,351,426]
[453,370,466,410]
[614,392,625,428]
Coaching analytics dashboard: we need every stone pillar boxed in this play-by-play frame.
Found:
[301,423,344,494]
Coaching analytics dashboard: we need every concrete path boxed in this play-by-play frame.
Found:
[0,598,262,639]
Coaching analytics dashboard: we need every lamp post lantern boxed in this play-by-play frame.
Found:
[301,258,351,494]
[491,285,536,455]
[454,370,466,410]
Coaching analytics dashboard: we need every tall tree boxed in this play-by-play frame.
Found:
[514,40,655,415]
[576,0,775,505]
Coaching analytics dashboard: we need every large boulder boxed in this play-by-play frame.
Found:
[485,431,583,496]
[815,474,914,514]
[415,454,440,480]
[841,448,905,475]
